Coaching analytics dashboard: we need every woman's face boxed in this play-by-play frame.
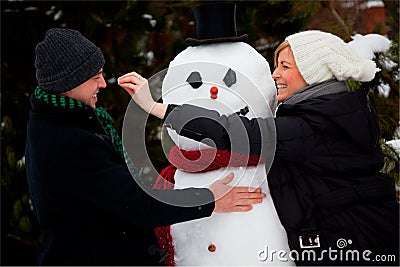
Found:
[272,46,307,102]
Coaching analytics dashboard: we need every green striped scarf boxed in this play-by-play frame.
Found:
[33,86,140,178]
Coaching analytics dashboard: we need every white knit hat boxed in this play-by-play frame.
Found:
[286,30,378,85]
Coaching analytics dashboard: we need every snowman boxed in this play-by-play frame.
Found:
[154,3,293,266]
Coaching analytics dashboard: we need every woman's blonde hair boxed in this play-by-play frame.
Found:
[273,40,290,68]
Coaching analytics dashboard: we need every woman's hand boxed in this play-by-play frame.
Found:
[209,173,266,212]
[118,71,167,119]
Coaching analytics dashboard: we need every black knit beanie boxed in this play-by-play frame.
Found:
[35,28,105,93]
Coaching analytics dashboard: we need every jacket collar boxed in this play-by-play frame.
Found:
[29,94,104,134]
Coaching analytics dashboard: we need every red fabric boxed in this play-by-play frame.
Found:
[153,146,263,266]
[153,165,176,266]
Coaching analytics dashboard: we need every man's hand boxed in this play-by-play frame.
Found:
[209,173,266,213]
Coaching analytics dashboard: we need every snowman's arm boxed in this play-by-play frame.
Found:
[163,104,272,156]
[164,104,318,161]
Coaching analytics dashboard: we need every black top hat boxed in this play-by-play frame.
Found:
[185,2,248,46]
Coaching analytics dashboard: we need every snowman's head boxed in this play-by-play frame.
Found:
[162,42,276,151]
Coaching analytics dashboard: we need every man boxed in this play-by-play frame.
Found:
[25,28,265,265]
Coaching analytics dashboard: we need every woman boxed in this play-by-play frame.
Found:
[119,30,399,265]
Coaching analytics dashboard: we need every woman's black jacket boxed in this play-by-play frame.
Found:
[164,88,399,265]
[25,96,214,266]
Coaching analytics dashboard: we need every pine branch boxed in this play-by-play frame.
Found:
[322,0,351,40]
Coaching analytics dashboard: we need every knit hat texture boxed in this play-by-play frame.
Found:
[35,28,105,93]
[286,30,378,85]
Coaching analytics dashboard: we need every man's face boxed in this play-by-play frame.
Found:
[62,69,106,108]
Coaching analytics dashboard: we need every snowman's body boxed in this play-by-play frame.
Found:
[162,42,293,265]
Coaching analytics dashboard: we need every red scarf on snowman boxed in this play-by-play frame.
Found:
[153,145,263,266]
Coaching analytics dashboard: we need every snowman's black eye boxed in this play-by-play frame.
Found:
[223,68,236,88]
[186,71,202,89]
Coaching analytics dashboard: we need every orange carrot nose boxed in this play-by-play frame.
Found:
[210,86,218,99]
